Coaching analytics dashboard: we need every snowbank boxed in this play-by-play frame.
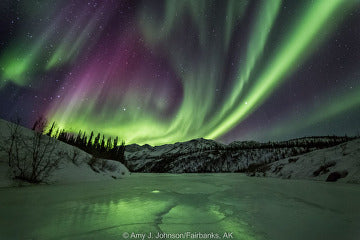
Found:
[0,119,129,187]
[250,139,360,183]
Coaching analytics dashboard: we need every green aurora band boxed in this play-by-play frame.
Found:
[248,77,360,140]
[206,0,355,139]
[1,0,359,145]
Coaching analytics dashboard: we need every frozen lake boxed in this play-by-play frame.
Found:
[1,174,360,240]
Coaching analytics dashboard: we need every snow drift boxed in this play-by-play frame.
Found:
[248,138,360,183]
[0,119,129,187]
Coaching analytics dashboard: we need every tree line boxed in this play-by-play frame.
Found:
[38,118,125,163]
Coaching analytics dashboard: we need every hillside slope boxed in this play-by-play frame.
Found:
[0,119,129,187]
[249,139,360,183]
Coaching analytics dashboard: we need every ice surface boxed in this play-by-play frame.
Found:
[1,173,360,240]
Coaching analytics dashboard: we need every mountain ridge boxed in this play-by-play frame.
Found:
[124,135,356,174]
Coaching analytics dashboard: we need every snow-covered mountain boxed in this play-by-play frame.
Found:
[125,136,354,175]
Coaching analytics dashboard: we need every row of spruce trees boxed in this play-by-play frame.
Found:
[38,119,125,163]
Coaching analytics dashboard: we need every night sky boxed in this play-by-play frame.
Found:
[0,0,359,145]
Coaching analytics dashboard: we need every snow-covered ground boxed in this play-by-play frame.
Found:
[0,174,360,240]
[0,119,129,187]
[250,139,360,183]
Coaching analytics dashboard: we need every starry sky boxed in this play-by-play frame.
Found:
[0,0,360,145]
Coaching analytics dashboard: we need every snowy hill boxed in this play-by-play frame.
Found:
[124,136,354,175]
[248,139,360,183]
[0,119,129,187]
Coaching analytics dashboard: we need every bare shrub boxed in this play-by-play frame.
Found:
[88,156,98,167]
[1,119,22,167]
[88,157,117,172]
[313,161,336,177]
[101,160,117,172]
[88,156,100,173]
[63,148,81,166]
[1,120,61,183]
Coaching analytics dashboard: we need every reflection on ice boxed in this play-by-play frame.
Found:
[0,174,360,240]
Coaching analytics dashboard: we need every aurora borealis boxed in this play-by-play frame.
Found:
[0,0,360,145]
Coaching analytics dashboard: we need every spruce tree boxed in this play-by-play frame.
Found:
[87,131,94,149]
